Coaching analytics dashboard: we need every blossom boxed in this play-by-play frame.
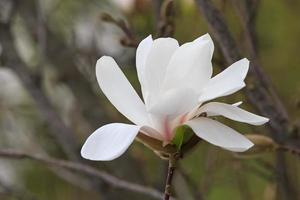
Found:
[81,34,269,161]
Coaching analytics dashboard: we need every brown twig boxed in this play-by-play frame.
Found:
[0,149,171,200]
[276,145,300,157]
[164,153,179,200]
[101,12,138,47]
[156,0,175,38]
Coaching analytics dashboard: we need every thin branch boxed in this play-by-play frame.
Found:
[0,149,171,200]
[276,145,300,157]
[155,0,175,38]
[0,20,80,161]
[194,0,295,199]
[164,153,179,200]
[194,0,289,138]
[101,13,138,47]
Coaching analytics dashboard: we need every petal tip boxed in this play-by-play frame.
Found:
[228,140,254,152]
[242,140,255,152]
[262,117,270,124]
[202,33,212,40]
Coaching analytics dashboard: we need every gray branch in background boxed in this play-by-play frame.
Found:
[0,2,126,198]
[0,149,174,200]
[0,21,80,161]
[194,0,297,199]
[194,0,289,139]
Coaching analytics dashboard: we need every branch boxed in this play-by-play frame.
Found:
[0,149,172,200]
[194,0,296,198]
[194,0,289,140]
[101,13,138,47]
[164,153,179,200]
[0,16,80,161]
[155,0,175,38]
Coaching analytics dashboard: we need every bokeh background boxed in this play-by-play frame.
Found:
[0,0,300,199]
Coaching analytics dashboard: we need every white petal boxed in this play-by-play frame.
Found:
[193,33,214,57]
[136,35,153,85]
[162,34,214,93]
[143,38,179,107]
[197,102,269,125]
[140,126,164,141]
[81,123,140,161]
[232,101,243,107]
[185,117,254,152]
[148,88,198,117]
[96,56,148,126]
[199,58,249,102]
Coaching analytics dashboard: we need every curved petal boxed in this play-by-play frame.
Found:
[185,117,254,152]
[197,102,269,125]
[199,58,249,102]
[96,56,148,126]
[81,123,140,161]
[143,38,179,107]
[148,88,198,117]
[136,35,153,85]
[162,34,214,93]
[232,101,243,107]
[140,126,164,140]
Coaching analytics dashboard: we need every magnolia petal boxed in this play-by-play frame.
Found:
[162,34,214,93]
[140,125,164,141]
[96,56,148,126]
[198,102,269,125]
[199,58,249,102]
[148,88,198,117]
[232,101,243,107]
[136,35,153,85]
[143,38,179,107]
[81,123,140,161]
[193,34,214,57]
[185,117,254,152]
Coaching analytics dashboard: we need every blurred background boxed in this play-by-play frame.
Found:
[0,0,300,199]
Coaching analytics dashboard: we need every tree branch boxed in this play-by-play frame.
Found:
[194,0,296,198]
[0,21,80,161]
[0,149,172,200]
[164,153,179,200]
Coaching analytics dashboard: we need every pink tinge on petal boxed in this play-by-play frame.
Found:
[163,116,172,142]
[179,113,187,124]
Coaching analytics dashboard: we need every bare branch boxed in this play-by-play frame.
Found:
[194,0,296,198]
[194,0,289,139]
[156,0,175,38]
[0,149,172,200]
[0,20,80,161]
[101,13,138,47]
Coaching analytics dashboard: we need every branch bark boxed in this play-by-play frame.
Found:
[0,149,171,200]
[0,21,80,161]
[194,0,296,198]
[164,153,179,200]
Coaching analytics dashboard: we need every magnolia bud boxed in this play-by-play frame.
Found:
[235,134,277,157]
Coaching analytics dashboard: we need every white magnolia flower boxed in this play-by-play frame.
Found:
[81,34,269,161]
